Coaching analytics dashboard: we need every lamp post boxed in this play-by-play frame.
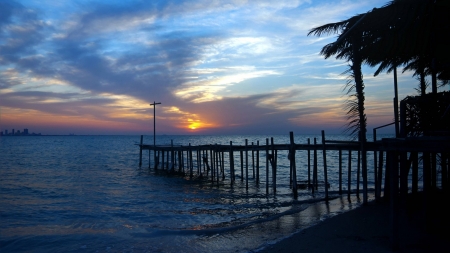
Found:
[150,101,161,168]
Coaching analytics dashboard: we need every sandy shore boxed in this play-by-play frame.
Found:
[258,198,450,253]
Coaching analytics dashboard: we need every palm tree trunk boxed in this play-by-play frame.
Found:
[419,57,427,96]
[352,40,368,204]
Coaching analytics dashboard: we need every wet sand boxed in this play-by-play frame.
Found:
[258,198,450,253]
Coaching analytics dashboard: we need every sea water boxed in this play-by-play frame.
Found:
[0,134,393,252]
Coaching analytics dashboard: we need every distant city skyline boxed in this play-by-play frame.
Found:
[1,0,439,136]
[0,128,41,136]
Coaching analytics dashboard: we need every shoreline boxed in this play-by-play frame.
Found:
[257,196,450,253]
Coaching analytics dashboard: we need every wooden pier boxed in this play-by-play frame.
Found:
[137,131,450,204]
[137,130,450,250]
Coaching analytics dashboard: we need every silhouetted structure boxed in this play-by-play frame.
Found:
[1,128,41,136]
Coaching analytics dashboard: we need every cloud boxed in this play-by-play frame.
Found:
[1,0,417,135]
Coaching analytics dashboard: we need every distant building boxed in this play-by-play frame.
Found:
[0,131,3,136]
[12,129,15,135]
[5,130,8,135]
[24,129,29,135]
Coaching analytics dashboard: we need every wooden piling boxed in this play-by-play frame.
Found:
[307,138,311,189]
[377,150,384,199]
[356,150,360,195]
[245,139,249,190]
[221,150,225,180]
[348,150,352,198]
[271,137,277,194]
[162,150,165,169]
[252,142,255,179]
[166,148,169,169]
[210,147,214,182]
[256,141,260,185]
[339,149,342,195]
[230,141,234,184]
[321,130,329,201]
[240,150,244,182]
[148,149,152,169]
[139,135,143,166]
[266,138,269,194]
[189,144,193,177]
[290,132,298,199]
[313,138,318,192]
[411,151,418,195]
[373,129,378,200]
[400,151,408,201]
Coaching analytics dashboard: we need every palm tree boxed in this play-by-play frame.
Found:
[308,0,450,203]
[308,12,372,203]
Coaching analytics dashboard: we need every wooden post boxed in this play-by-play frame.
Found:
[178,150,182,172]
[431,153,437,189]
[149,148,151,168]
[162,150,165,170]
[400,150,408,202]
[348,150,352,198]
[361,130,368,204]
[157,150,161,170]
[256,140,260,185]
[245,139,249,190]
[412,152,418,195]
[384,149,391,201]
[200,149,204,175]
[271,137,276,194]
[321,130,329,201]
[139,135,143,166]
[171,140,174,171]
[377,150,384,199]
[204,150,210,176]
[313,138,318,191]
[210,147,214,182]
[166,148,169,169]
[189,144,193,177]
[307,138,311,189]
[290,132,298,199]
[356,150,360,195]
[197,149,200,175]
[221,150,225,180]
[215,145,219,182]
[252,142,255,179]
[339,149,342,195]
[230,141,235,184]
[240,150,244,182]
[373,129,378,200]
[266,138,269,194]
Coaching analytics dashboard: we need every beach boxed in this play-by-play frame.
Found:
[258,198,450,253]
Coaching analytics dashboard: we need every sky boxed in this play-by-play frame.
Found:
[0,0,441,136]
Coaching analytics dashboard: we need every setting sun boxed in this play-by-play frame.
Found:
[188,120,202,130]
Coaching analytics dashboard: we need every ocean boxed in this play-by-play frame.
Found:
[0,134,391,252]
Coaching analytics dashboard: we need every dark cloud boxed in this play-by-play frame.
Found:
[0,0,212,98]
[0,1,47,64]
[176,92,329,134]
[0,91,113,114]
